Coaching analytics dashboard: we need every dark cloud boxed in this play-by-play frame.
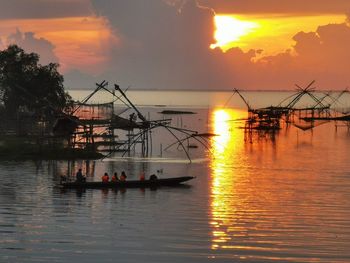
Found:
[88,0,218,89]
[6,30,59,65]
[64,69,98,89]
[0,0,93,19]
[198,0,350,14]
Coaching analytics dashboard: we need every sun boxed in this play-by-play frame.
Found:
[210,15,259,51]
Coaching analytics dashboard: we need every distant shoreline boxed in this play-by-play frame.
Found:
[66,88,347,92]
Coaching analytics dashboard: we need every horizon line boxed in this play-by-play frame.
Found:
[66,87,349,92]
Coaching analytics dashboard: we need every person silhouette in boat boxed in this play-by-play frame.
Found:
[129,113,136,123]
[120,171,127,181]
[102,172,109,182]
[149,174,158,181]
[139,171,145,181]
[76,169,85,182]
[111,172,119,182]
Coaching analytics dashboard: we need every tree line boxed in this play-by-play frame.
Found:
[0,45,72,119]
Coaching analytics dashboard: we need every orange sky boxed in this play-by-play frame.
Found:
[1,13,345,70]
[0,16,118,73]
[1,0,350,90]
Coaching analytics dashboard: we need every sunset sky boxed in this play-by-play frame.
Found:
[1,0,350,90]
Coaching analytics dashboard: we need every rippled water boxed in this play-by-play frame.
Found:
[1,95,350,262]
[0,160,210,263]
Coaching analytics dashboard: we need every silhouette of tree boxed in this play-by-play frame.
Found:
[0,44,71,118]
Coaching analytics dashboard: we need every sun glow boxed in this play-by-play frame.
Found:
[210,16,259,50]
[211,14,346,55]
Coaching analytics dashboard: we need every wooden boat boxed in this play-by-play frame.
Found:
[60,176,195,189]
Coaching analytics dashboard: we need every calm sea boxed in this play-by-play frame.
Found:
[1,90,350,263]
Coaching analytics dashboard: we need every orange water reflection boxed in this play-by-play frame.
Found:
[208,108,350,262]
[210,108,248,250]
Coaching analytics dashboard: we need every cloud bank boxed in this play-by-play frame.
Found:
[74,0,350,90]
[1,0,350,90]
[6,30,59,65]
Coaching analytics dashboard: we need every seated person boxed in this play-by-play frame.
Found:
[102,172,109,182]
[139,171,145,181]
[111,172,119,182]
[76,169,86,182]
[120,171,127,181]
[149,174,158,181]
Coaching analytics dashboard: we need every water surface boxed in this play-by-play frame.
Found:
[1,91,350,262]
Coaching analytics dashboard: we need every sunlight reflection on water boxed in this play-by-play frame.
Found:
[208,108,350,262]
